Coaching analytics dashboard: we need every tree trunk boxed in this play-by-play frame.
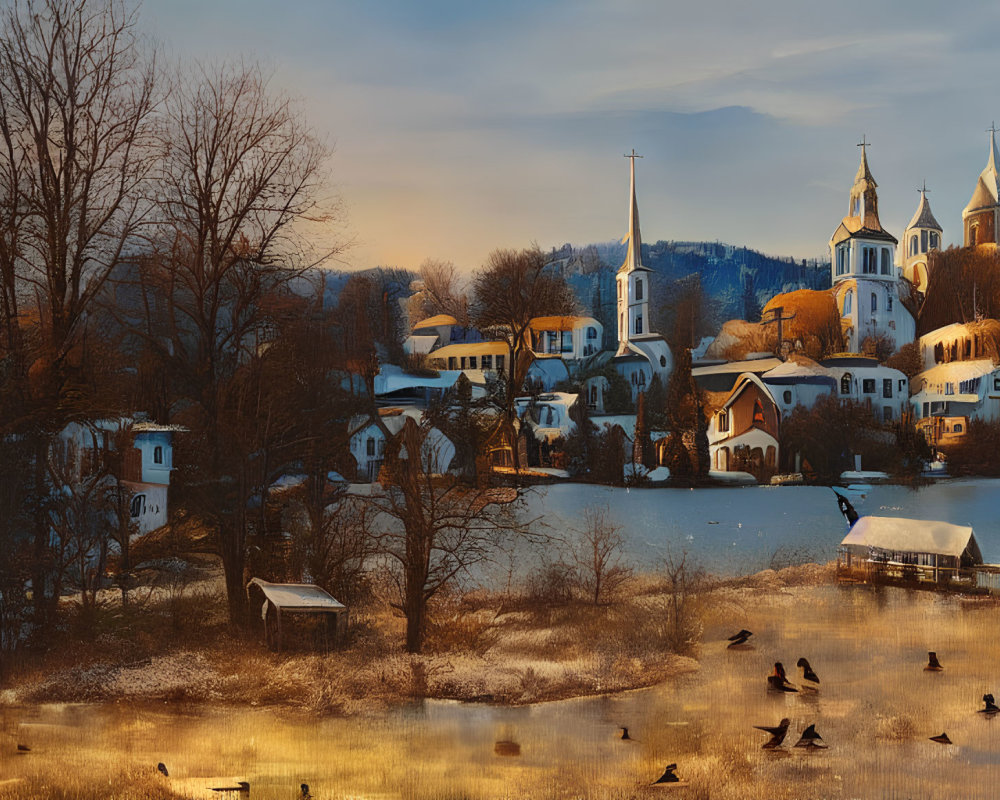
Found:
[219,518,249,629]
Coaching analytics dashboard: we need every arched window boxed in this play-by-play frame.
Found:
[880,248,891,274]
[929,231,939,250]
[910,234,918,257]
[971,223,979,246]
[586,326,597,340]
[887,294,893,312]
[153,445,163,465]
[783,390,792,404]
[841,372,853,395]
[920,230,928,253]
[871,292,877,313]
[129,494,145,519]
[843,289,853,315]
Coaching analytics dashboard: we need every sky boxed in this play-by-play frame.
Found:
[140,0,1000,274]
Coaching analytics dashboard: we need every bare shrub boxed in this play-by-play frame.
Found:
[661,550,708,655]
[570,505,633,606]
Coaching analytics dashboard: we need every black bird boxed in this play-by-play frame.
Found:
[796,657,820,690]
[980,694,1000,714]
[753,717,790,749]
[209,781,250,795]
[767,662,798,692]
[620,726,632,741]
[157,763,169,777]
[833,489,859,527]
[930,732,953,744]
[925,652,944,671]
[301,784,311,799]
[793,724,827,749]
[16,744,29,753]
[727,629,753,648]
[652,763,680,784]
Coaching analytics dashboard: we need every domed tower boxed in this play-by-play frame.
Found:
[962,125,1000,248]
[900,184,942,295]
[828,140,914,354]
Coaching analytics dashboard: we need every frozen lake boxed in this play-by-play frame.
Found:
[521,478,1000,574]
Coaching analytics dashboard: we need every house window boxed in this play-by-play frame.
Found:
[469,356,477,369]
[587,326,598,340]
[482,354,492,369]
[887,294,893,312]
[129,494,145,519]
[863,378,876,393]
[153,445,163,465]
[945,383,954,396]
[922,402,929,417]
[718,411,729,433]
[752,400,766,425]
[449,357,458,370]
[841,373,853,395]
[954,423,963,433]
[881,248,891,275]
[994,375,1000,392]
[883,379,892,398]
[496,354,505,372]
[783,390,792,404]
[898,379,906,392]
[561,331,573,353]
[871,292,877,313]
[635,278,643,301]
[637,371,646,388]
[843,289,853,315]
[366,437,376,457]
[460,357,467,369]
[635,315,643,335]
[863,247,877,274]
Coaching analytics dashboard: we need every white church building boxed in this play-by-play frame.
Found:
[829,142,916,355]
[612,151,673,398]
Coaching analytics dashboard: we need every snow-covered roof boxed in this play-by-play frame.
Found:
[429,341,508,359]
[412,314,458,330]
[247,579,347,611]
[917,359,996,386]
[591,414,636,440]
[529,315,600,331]
[692,357,783,377]
[841,516,980,560]
[374,365,470,395]
[920,323,978,348]
[762,357,829,379]
[132,422,187,433]
[403,335,439,355]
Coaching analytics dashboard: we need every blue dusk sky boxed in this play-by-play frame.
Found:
[142,0,1000,272]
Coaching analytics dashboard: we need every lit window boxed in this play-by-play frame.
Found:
[954,423,963,433]
[910,235,918,257]
[718,411,729,433]
[752,400,766,425]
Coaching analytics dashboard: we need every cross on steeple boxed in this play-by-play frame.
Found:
[624,148,643,162]
[919,180,929,195]
[988,122,998,136]
[857,135,870,151]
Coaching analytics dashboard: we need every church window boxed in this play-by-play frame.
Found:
[871,292,877,313]
[921,230,928,253]
[971,223,979,246]
[841,373,853,395]
[863,378,876,394]
[909,235,918,257]
[783,390,792,404]
[635,315,643,335]
[635,278,643,301]
[752,399,766,425]
[929,231,939,250]
[717,411,729,433]
[836,245,847,275]
[863,247,877,274]
[851,197,860,216]
[880,248,891,275]
[887,294,893,312]
[843,289,853,315]
[586,326,597,340]
[883,379,892,398]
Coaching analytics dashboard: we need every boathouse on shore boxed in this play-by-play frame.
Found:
[246,578,348,651]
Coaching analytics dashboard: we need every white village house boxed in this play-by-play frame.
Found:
[348,407,456,482]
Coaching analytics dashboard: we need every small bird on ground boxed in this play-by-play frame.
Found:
[767,662,798,692]
[620,726,632,741]
[652,764,680,784]
[925,652,944,671]
[301,783,312,799]
[980,694,1000,714]
[157,763,169,777]
[753,717,790,749]
[796,657,820,691]
[793,724,827,749]
[930,732,953,744]
[16,744,29,753]
[727,629,753,648]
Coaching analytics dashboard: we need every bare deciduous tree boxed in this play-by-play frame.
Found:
[414,258,469,326]
[571,505,632,606]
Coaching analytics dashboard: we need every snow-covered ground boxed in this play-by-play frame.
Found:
[521,478,1000,575]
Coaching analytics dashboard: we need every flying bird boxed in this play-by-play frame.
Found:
[930,732,953,744]
[980,694,1000,714]
[767,662,798,692]
[727,629,753,648]
[652,763,680,784]
[925,652,943,671]
[793,724,827,749]
[753,717,790,749]
[157,763,169,777]
[796,657,820,691]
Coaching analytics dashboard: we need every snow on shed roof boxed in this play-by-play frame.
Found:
[247,578,346,611]
[840,516,980,560]
[917,359,996,386]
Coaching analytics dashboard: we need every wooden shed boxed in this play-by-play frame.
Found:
[837,516,983,587]
[246,578,348,651]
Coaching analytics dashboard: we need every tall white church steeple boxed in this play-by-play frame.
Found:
[616,150,654,355]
